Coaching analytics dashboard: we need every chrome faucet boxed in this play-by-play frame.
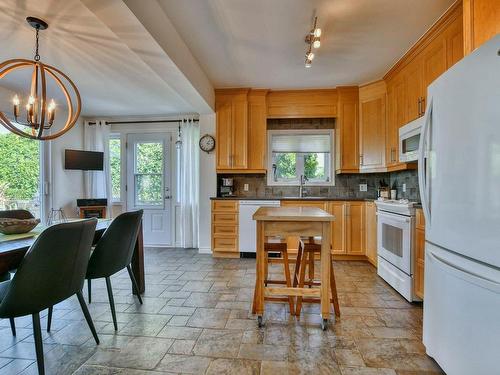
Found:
[299,174,308,197]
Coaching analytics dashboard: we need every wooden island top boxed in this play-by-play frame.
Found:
[252,206,335,222]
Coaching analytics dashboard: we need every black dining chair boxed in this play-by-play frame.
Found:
[74,210,143,331]
[0,219,100,375]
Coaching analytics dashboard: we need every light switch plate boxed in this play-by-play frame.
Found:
[359,184,368,192]
[244,183,249,191]
[402,183,407,193]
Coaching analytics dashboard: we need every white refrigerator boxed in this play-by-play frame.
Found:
[418,35,500,375]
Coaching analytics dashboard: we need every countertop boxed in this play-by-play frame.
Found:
[210,196,375,202]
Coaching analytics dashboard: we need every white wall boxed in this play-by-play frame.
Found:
[198,113,216,253]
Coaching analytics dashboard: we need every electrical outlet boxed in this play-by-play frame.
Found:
[402,183,407,193]
[359,184,367,192]
[244,183,249,191]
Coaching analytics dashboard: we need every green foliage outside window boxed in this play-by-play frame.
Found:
[0,133,39,201]
[135,142,163,204]
[109,138,121,200]
[274,152,325,181]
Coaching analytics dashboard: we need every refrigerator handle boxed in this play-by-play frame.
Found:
[418,96,432,225]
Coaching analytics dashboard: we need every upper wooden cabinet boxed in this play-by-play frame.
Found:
[247,90,268,171]
[266,89,338,118]
[384,2,463,171]
[336,87,359,174]
[215,89,249,171]
[215,89,267,173]
[359,81,386,172]
[463,0,500,55]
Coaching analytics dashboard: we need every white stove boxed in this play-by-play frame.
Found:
[375,198,421,302]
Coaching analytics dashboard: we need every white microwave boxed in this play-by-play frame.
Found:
[399,116,423,162]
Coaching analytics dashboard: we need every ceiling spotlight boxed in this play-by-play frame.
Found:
[304,16,321,68]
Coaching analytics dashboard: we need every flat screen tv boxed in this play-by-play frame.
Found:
[65,149,104,171]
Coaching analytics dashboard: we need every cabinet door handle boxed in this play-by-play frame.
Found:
[418,98,422,116]
[421,97,425,116]
[359,154,363,166]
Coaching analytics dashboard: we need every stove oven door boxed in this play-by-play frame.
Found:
[377,210,414,275]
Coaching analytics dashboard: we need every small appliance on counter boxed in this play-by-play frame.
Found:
[219,178,234,197]
[77,198,107,218]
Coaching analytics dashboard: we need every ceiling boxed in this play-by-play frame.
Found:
[0,0,196,117]
[158,0,457,88]
[0,0,458,117]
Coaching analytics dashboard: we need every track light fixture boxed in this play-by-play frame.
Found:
[304,17,321,68]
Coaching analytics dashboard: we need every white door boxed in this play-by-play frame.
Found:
[126,133,172,246]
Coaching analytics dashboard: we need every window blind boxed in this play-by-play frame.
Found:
[271,133,330,153]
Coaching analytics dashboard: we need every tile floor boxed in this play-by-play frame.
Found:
[0,248,443,374]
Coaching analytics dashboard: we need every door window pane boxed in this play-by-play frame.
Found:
[134,141,163,207]
[0,130,41,218]
[135,174,162,205]
[136,142,163,174]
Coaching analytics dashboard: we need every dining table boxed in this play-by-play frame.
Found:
[0,218,145,295]
[252,206,335,330]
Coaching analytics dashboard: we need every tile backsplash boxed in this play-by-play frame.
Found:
[218,169,420,201]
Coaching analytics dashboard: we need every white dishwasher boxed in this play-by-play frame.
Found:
[239,200,280,253]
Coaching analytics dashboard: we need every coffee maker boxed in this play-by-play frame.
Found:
[219,178,234,197]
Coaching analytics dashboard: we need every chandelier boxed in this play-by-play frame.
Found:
[0,17,81,140]
[304,16,321,68]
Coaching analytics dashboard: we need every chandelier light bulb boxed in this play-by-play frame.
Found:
[305,59,312,68]
[314,28,322,38]
[313,38,321,49]
[307,52,315,60]
[12,95,20,106]
[48,99,56,112]
[28,95,35,105]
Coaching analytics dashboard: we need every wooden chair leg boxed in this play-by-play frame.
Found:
[293,242,303,287]
[32,312,45,375]
[251,278,257,314]
[308,251,315,287]
[264,251,269,286]
[330,257,340,317]
[295,248,309,316]
[282,250,295,315]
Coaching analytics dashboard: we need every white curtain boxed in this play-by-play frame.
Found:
[179,118,200,248]
[83,120,112,213]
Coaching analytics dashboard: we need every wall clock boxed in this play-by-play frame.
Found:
[199,134,215,153]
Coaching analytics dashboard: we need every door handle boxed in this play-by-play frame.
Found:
[165,196,172,200]
[418,98,422,116]
[359,154,363,166]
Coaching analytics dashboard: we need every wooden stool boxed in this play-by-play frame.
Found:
[293,237,340,317]
[252,237,295,315]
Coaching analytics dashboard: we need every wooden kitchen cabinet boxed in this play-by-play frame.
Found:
[359,81,386,172]
[414,208,426,299]
[365,201,377,266]
[463,0,500,55]
[386,74,406,169]
[211,200,239,258]
[405,58,424,122]
[336,87,360,174]
[327,201,365,256]
[247,90,268,171]
[215,89,249,172]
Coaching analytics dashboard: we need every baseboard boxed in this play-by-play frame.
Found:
[198,247,213,254]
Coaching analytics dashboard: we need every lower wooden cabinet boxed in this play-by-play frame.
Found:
[414,208,426,299]
[365,201,377,266]
[327,201,365,257]
[211,200,239,258]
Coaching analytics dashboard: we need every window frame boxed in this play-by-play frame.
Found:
[266,129,335,187]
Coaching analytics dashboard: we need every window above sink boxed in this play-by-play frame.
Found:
[267,129,334,186]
